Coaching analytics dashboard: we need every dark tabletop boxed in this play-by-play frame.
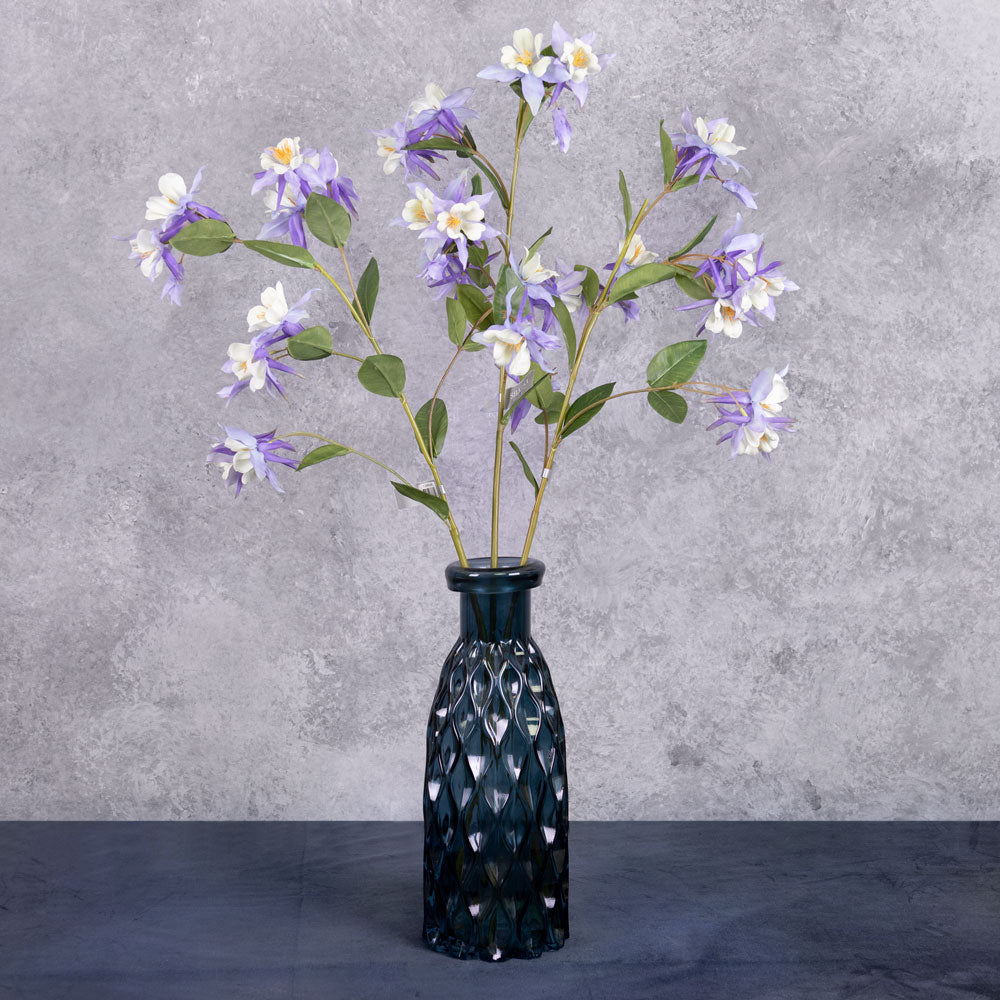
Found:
[0,821,998,999]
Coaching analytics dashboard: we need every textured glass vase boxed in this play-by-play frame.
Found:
[423,557,569,961]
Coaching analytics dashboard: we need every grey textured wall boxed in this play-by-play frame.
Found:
[3,0,998,820]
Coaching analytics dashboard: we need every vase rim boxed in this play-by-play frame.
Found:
[445,557,545,594]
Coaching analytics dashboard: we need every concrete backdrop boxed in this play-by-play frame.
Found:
[3,0,998,820]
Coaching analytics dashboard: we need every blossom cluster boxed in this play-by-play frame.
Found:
[122,19,800,504]
[127,169,225,305]
[252,137,359,247]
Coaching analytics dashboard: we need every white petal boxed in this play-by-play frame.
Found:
[158,172,187,202]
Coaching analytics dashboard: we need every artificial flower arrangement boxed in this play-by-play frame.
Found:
[125,22,797,961]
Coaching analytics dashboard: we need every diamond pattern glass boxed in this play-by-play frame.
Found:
[423,558,569,961]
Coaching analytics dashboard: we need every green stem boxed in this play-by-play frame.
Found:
[313,256,469,566]
[519,187,672,564]
[490,368,507,567]
[282,432,414,485]
[505,102,527,254]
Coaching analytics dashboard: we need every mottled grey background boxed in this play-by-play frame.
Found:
[3,0,998,820]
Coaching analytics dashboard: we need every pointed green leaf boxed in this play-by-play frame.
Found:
[607,262,683,303]
[493,264,520,324]
[456,284,492,329]
[286,325,333,361]
[298,443,351,469]
[551,297,577,363]
[675,273,711,300]
[618,169,633,229]
[509,441,539,496]
[471,172,483,196]
[648,389,687,423]
[561,382,616,438]
[668,215,718,261]
[357,354,406,397]
[304,192,352,247]
[525,226,553,260]
[169,219,235,256]
[672,173,701,192]
[405,136,463,152]
[525,365,555,408]
[534,391,566,424]
[415,398,448,458]
[391,482,450,521]
[647,339,707,388]
[574,265,601,308]
[463,126,478,150]
[356,257,379,324]
[659,119,676,184]
[243,239,316,269]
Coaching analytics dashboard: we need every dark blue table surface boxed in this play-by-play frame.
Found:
[1,821,998,999]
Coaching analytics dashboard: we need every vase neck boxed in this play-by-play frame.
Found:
[459,590,532,643]
[446,557,545,644]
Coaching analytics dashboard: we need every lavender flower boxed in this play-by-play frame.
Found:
[295,148,360,218]
[602,234,660,322]
[551,106,572,152]
[374,120,445,180]
[408,83,479,141]
[253,141,360,246]
[416,172,499,268]
[218,337,298,401]
[477,28,569,115]
[144,169,223,234]
[208,428,297,496]
[707,367,793,459]
[418,251,477,299]
[670,111,753,209]
[246,281,318,340]
[678,215,797,336]
[472,288,561,377]
[128,228,185,305]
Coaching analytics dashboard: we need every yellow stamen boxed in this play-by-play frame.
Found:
[447,215,461,231]
[269,141,295,165]
[516,50,533,67]
[572,49,588,67]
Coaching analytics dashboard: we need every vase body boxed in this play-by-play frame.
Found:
[423,557,568,961]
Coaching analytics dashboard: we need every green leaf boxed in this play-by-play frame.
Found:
[525,364,555,408]
[286,325,333,361]
[606,262,683,303]
[356,257,379,324]
[493,264,520,324]
[471,172,483,195]
[304,193,351,248]
[391,482,450,521]
[575,265,601,308]
[669,215,718,261]
[525,226,553,260]
[243,239,316,269]
[646,339,707,388]
[405,136,463,152]
[462,126,478,150]
[648,389,687,423]
[551,297,577,363]
[168,219,235,256]
[675,273,711,300]
[415,398,448,458]
[298,443,351,469]
[672,174,701,191]
[659,119,676,184]
[618,169,633,229]
[534,391,566,424]
[456,284,492,329]
[357,354,406,397]
[561,382,616,438]
[508,441,539,496]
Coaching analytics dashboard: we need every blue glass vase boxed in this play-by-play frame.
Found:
[423,557,569,961]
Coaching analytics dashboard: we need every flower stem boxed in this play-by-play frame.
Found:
[505,101,527,254]
[490,368,507,567]
[313,255,469,566]
[519,187,674,564]
[281,432,414,486]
